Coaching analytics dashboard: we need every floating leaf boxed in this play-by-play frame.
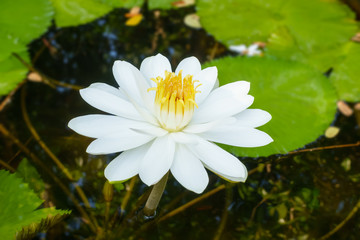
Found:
[0,52,29,97]
[0,32,27,61]
[148,0,174,10]
[0,170,70,239]
[0,0,53,43]
[330,42,360,102]
[50,0,111,27]
[103,0,143,8]
[197,0,356,72]
[197,0,356,46]
[51,0,143,27]
[204,57,337,157]
[266,27,347,72]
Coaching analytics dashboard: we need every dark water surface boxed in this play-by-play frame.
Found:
[1,6,360,240]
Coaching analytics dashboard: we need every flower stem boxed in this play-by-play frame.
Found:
[143,172,169,217]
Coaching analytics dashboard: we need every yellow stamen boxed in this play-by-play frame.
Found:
[148,70,200,131]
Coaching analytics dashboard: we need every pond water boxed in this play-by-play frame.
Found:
[1,6,360,240]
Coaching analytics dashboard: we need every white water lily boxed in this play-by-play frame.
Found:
[68,54,273,194]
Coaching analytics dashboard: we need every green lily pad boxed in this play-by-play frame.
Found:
[103,0,143,8]
[51,0,143,27]
[330,42,360,102]
[266,27,347,72]
[0,0,53,43]
[0,52,29,97]
[0,170,70,239]
[0,32,27,62]
[197,0,356,52]
[204,56,337,157]
[148,0,174,10]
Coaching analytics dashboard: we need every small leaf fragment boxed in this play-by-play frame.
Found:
[325,126,340,138]
[184,13,201,29]
[337,100,353,116]
[125,14,143,26]
[27,72,43,83]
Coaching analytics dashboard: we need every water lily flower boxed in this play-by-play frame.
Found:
[229,43,263,56]
[68,54,273,194]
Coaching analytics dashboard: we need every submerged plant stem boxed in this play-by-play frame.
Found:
[0,159,16,172]
[213,185,233,240]
[0,124,97,233]
[143,172,169,217]
[159,184,226,222]
[20,87,99,229]
[320,198,360,240]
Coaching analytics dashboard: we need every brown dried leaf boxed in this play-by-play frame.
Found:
[125,6,141,18]
[27,72,42,82]
[184,13,201,29]
[337,100,353,116]
[325,126,340,138]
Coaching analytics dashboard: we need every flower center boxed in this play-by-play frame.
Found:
[148,70,200,132]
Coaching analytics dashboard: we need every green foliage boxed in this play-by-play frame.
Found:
[204,56,337,157]
[197,0,356,46]
[148,0,174,10]
[50,0,143,27]
[0,170,70,239]
[16,158,45,195]
[0,0,53,43]
[266,27,348,72]
[330,42,360,102]
[0,52,29,96]
[102,0,143,8]
[0,33,27,61]
[197,0,357,73]
[0,0,53,97]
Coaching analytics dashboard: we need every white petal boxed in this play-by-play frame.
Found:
[170,144,209,194]
[194,67,218,104]
[104,143,151,182]
[170,132,198,144]
[112,60,152,108]
[213,78,219,90]
[219,81,250,95]
[229,44,247,54]
[140,53,172,86]
[88,82,127,99]
[188,137,247,182]
[200,126,273,147]
[175,56,202,77]
[139,124,168,137]
[86,129,154,154]
[80,85,142,120]
[139,135,175,186]
[234,109,272,128]
[68,114,153,138]
[247,44,261,56]
[191,81,254,124]
[184,118,236,134]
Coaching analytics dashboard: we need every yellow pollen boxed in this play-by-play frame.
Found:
[148,70,200,131]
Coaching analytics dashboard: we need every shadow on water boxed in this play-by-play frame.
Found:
[1,5,360,240]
